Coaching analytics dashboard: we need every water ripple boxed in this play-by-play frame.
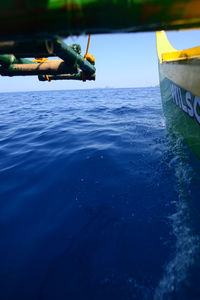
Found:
[0,88,200,300]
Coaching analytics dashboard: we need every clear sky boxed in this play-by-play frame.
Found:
[0,29,199,92]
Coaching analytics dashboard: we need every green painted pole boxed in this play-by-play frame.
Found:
[0,40,81,57]
[53,39,96,75]
[38,72,95,81]
[0,40,53,57]
[0,54,17,65]
[0,54,34,66]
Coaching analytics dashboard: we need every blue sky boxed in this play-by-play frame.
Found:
[0,29,199,92]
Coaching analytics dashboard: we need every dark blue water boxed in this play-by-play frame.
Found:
[0,87,200,300]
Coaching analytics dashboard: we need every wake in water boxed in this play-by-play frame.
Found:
[154,134,200,300]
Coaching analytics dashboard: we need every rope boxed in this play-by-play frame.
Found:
[32,58,51,82]
[82,34,95,82]
[84,34,91,59]
[45,75,51,82]
[33,57,48,63]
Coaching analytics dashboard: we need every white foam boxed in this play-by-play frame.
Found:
[154,137,200,299]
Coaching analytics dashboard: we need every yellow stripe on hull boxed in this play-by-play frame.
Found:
[156,31,200,98]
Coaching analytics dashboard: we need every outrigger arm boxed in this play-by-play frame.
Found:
[0,38,96,82]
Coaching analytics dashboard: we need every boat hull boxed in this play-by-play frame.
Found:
[159,64,200,159]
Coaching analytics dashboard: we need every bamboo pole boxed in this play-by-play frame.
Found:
[0,60,77,76]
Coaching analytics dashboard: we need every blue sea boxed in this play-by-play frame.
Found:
[0,87,200,300]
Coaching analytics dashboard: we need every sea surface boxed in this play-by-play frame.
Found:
[0,87,200,300]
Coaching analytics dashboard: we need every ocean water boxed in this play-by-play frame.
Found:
[0,87,200,300]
